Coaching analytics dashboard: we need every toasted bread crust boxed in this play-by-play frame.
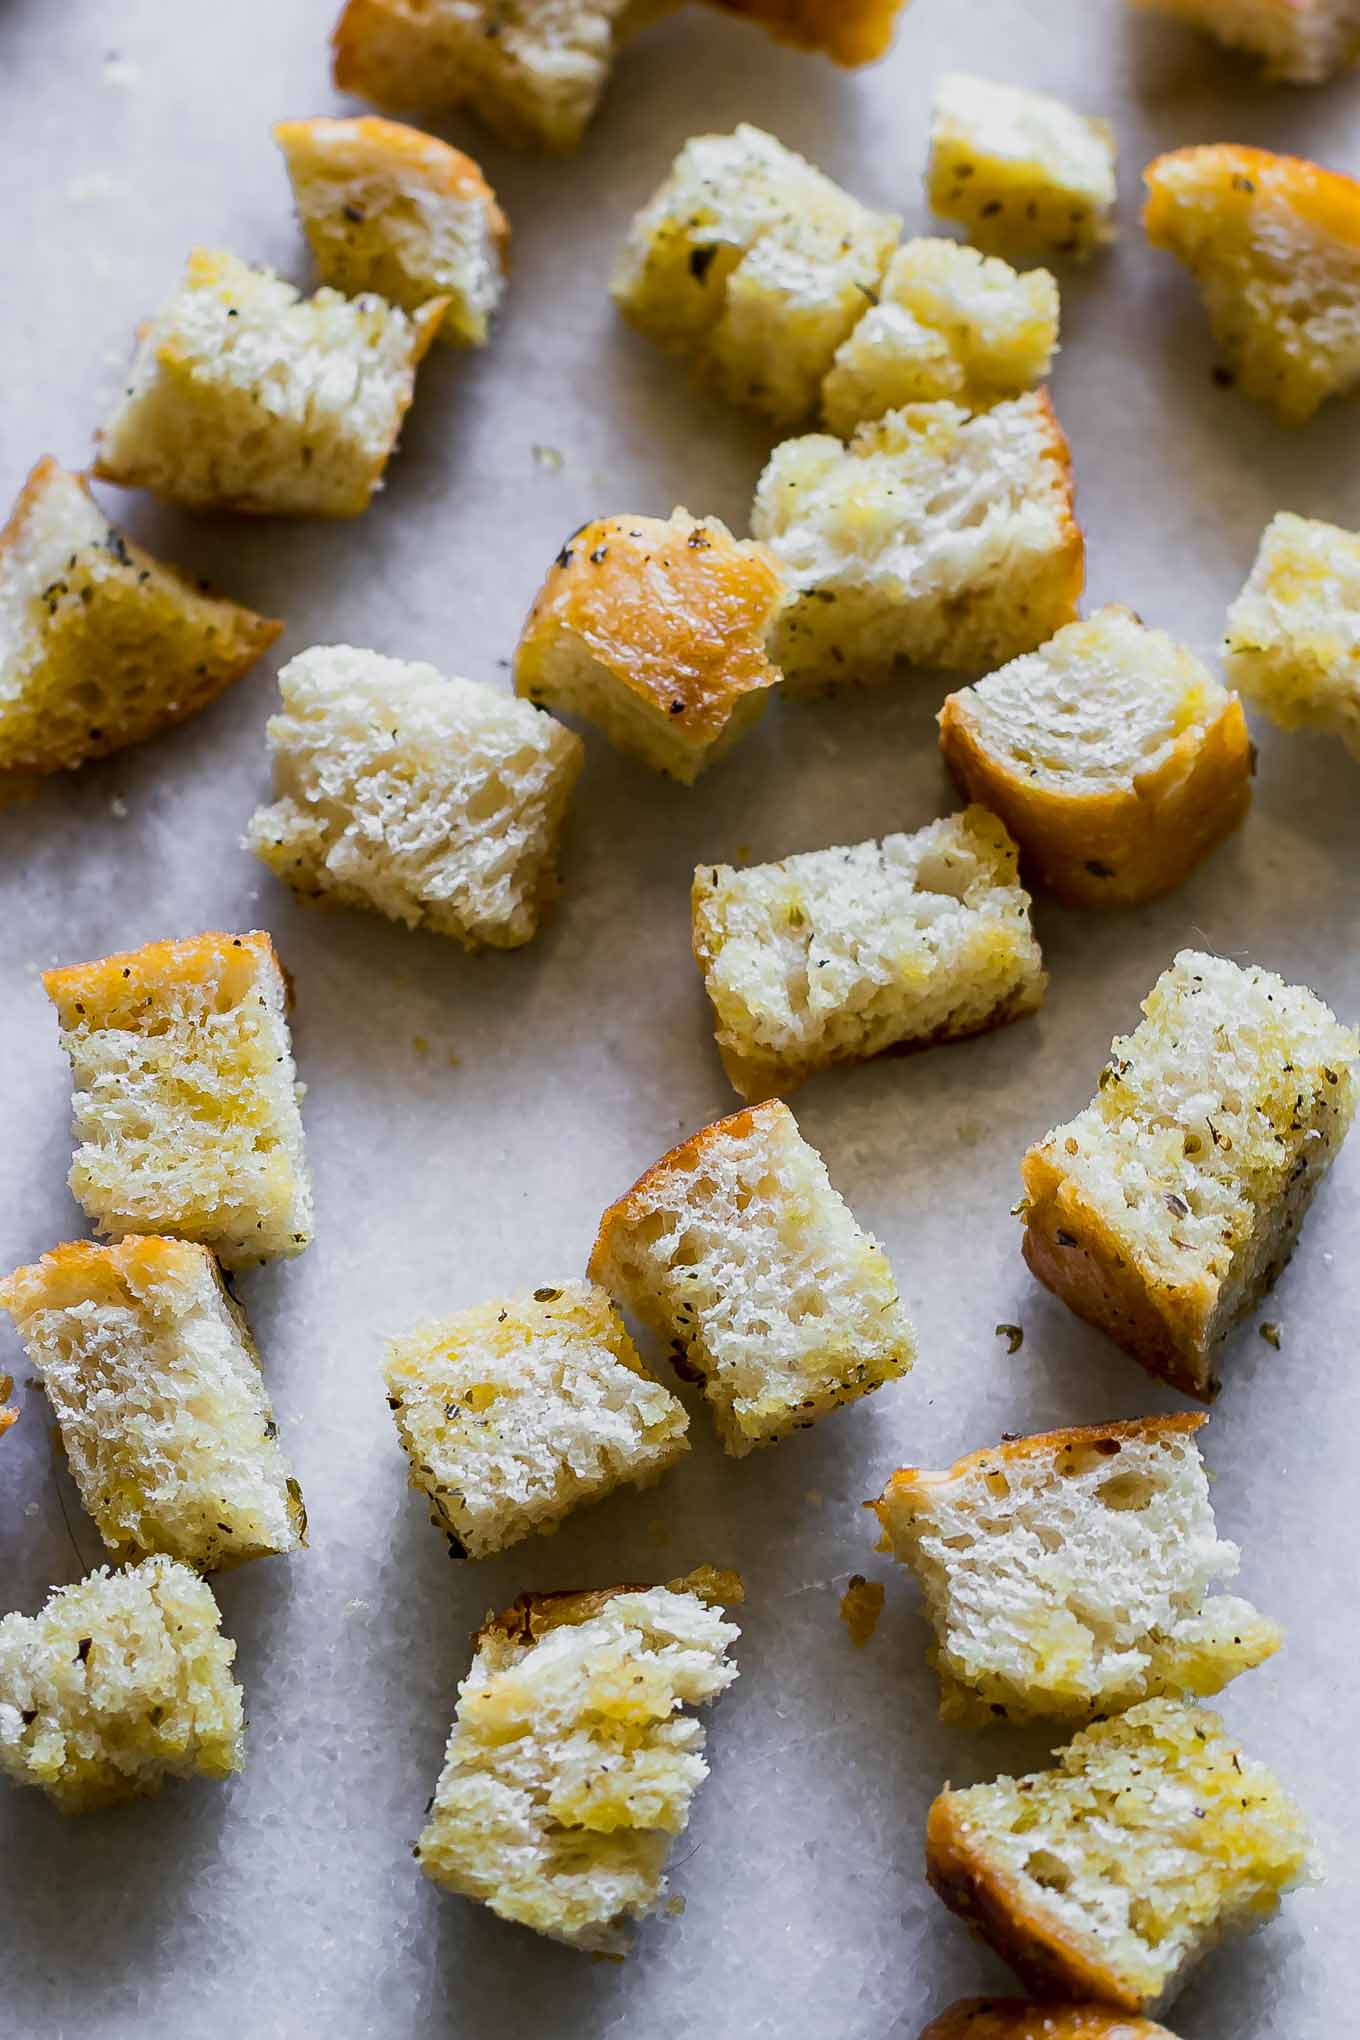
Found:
[919,2000,1174,2039]
[476,1566,745,1650]
[0,1373,15,1436]
[275,115,508,247]
[43,930,282,1032]
[703,0,907,63]
[1145,142,1360,258]
[876,1413,1207,1521]
[588,1105,765,1278]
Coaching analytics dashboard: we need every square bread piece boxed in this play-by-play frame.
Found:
[416,1568,741,1950]
[589,1099,915,1453]
[0,458,280,777]
[699,0,908,62]
[1223,511,1360,756]
[938,606,1253,909]
[44,931,313,1270]
[925,1700,1317,2015]
[1021,950,1358,1400]
[246,644,583,949]
[514,510,784,782]
[928,75,1117,261]
[692,806,1047,1102]
[821,238,1060,436]
[1143,146,1360,425]
[611,124,900,426]
[872,1414,1280,1726]
[382,1279,689,1559]
[1129,0,1360,84]
[0,1557,244,1813]
[0,1236,305,1571]
[93,248,446,516]
[919,2003,1176,2040]
[752,393,1083,690]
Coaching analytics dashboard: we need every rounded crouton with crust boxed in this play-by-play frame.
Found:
[700,0,909,65]
[1128,0,1360,85]
[919,2002,1176,2040]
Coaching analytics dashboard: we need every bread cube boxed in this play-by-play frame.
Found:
[383,1279,689,1559]
[938,606,1253,908]
[417,1568,741,1950]
[0,1557,244,1812]
[926,1700,1316,2014]
[928,75,1117,261]
[1021,950,1357,1400]
[0,1236,304,1571]
[692,807,1046,1102]
[699,0,907,60]
[514,510,783,782]
[822,238,1060,435]
[920,2005,1175,2040]
[752,393,1083,690]
[611,124,900,425]
[1144,145,1360,425]
[246,644,583,949]
[44,931,313,1270]
[1223,511,1360,755]
[0,1376,15,1437]
[589,1100,915,1453]
[93,248,445,516]
[1129,0,1360,84]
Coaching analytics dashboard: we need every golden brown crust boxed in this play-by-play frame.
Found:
[476,1566,744,1650]
[275,114,509,259]
[43,930,280,1033]
[0,1235,213,1319]
[1144,143,1360,258]
[588,1103,769,1281]
[0,1373,15,1437]
[919,2000,1175,2040]
[703,0,907,64]
[876,1413,1206,1524]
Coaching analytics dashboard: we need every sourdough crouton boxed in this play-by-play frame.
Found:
[44,932,313,1270]
[938,607,1253,908]
[699,0,908,62]
[0,1237,304,1571]
[0,1557,244,1812]
[246,645,583,948]
[514,510,783,782]
[93,248,445,515]
[416,1569,741,1950]
[0,1376,14,1436]
[1129,0,1360,84]
[589,1100,915,1453]
[0,459,280,777]
[752,393,1082,690]
[1021,950,1357,1399]
[1223,511,1360,756]
[920,2005,1176,2040]
[928,76,1117,261]
[926,1700,1317,2014]
[611,124,900,425]
[873,1414,1280,1725]
[691,807,1046,1101]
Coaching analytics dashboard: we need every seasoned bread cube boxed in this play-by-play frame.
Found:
[246,644,582,949]
[692,807,1046,1102]
[1144,145,1360,425]
[416,1568,741,1950]
[925,1700,1317,2014]
[93,248,445,515]
[701,0,907,60]
[611,124,900,425]
[275,116,508,348]
[589,1100,915,1453]
[920,2004,1176,2040]
[1129,0,1360,84]
[822,239,1060,436]
[928,75,1117,261]
[752,394,1082,691]
[44,932,313,1270]
[1223,511,1360,756]
[873,1414,1280,1725]
[1021,950,1358,1400]
[0,1375,14,1436]
[0,1237,304,1571]
[383,1279,689,1559]
[514,510,783,782]
[0,1557,244,1812]
[0,459,280,777]
[938,607,1253,909]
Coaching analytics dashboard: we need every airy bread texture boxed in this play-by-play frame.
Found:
[383,1279,689,1559]
[0,1557,244,1812]
[589,1100,915,1453]
[1223,511,1360,756]
[514,510,784,782]
[1021,950,1358,1399]
[928,75,1117,261]
[938,607,1253,908]
[752,393,1082,690]
[0,459,280,777]
[1130,0,1360,83]
[94,248,445,515]
[822,239,1060,436]
[926,1700,1317,2014]
[416,1569,741,1950]
[276,116,508,347]
[1143,145,1360,424]
[919,2004,1175,2040]
[873,1414,1280,1725]
[611,124,901,425]
[44,932,313,1270]
[0,1236,304,1571]
[246,644,583,949]
[700,0,908,62]
[691,807,1047,1101]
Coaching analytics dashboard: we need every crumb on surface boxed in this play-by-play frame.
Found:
[839,1573,885,1647]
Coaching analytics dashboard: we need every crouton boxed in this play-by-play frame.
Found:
[928,76,1117,262]
[1223,511,1360,755]
[1020,950,1357,1399]
[920,2005,1176,2040]
[700,0,907,61]
[0,1376,14,1437]
[1129,0,1360,84]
